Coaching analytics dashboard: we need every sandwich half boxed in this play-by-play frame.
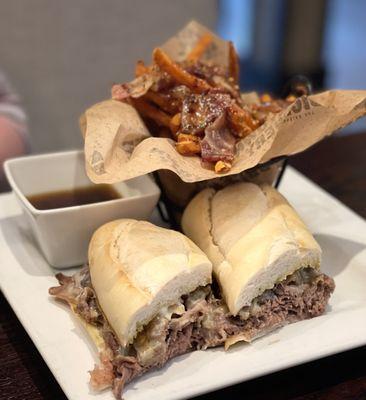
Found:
[50,219,238,399]
[182,182,335,346]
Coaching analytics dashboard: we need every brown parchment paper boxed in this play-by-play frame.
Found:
[81,21,366,184]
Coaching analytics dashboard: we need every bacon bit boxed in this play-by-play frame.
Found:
[180,92,233,134]
[112,74,156,100]
[201,113,236,163]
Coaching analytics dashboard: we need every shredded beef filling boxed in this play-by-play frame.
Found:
[50,266,334,399]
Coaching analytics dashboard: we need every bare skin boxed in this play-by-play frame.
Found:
[0,116,26,183]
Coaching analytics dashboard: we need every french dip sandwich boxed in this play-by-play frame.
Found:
[50,194,334,398]
[182,182,335,346]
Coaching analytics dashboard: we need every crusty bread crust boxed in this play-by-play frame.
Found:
[88,219,212,347]
[182,183,321,315]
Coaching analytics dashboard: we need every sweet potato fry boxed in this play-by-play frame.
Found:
[186,33,213,61]
[228,41,240,84]
[132,98,172,128]
[227,104,260,138]
[144,91,178,114]
[135,60,150,77]
[153,48,212,93]
[170,113,181,134]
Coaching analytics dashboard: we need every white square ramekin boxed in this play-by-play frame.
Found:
[4,150,161,268]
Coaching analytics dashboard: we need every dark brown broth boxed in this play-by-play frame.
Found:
[27,185,121,210]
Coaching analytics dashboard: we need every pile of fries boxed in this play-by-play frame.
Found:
[112,35,296,173]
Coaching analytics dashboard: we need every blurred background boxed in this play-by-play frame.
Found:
[0,0,365,161]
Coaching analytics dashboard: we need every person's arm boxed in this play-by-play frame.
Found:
[0,71,28,190]
[0,115,26,161]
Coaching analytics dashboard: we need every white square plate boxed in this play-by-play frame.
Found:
[0,167,365,400]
